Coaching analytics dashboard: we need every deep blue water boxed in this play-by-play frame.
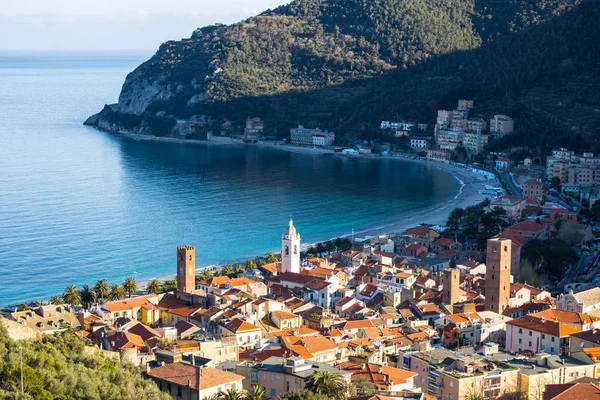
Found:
[0,54,460,306]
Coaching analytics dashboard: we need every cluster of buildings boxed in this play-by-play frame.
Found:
[546,148,600,204]
[290,125,335,148]
[424,100,514,163]
[4,218,600,400]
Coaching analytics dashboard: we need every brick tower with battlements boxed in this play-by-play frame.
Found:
[485,238,512,314]
[177,245,196,295]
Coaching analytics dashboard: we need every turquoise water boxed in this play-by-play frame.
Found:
[0,54,460,306]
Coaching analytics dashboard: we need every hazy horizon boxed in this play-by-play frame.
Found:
[0,0,289,53]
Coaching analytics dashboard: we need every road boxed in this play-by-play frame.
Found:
[557,250,598,288]
[500,171,522,197]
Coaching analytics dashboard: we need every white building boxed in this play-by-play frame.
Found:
[282,219,301,274]
[410,137,429,151]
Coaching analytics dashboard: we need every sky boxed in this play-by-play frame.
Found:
[0,0,289,53]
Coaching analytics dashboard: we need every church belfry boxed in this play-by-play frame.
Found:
[177,245,196,295]
[282,219,301,274]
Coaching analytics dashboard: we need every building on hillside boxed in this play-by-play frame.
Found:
[409,137,429,151]
[458,99,474,110]
[488,195,526,222]
[464,129,488,154]
[8,305,80,335]
[436,129,463,151]
[490,115,514,136]
[148,364,244,400]
[244,117,264,141]
[522,178,545,200]
[496,156,512,170]
[505,315,581,355]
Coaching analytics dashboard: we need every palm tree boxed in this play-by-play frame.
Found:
[305,371,346,400]
[62,284,81,306]
[245,259,256,271]
[146,279,161,294]
[334,238,342,252]
[18,303,31,312]
[94,279,110,302]
[200,269,211,281]
[162,280,177,292]
[234,264,245,275]
[109,283,125,301]
[49,295,62,305]
[266,252,276,263]
[222,265,234,276]
[80,285,96,309]
[218,388,245,400]
[35,300,46,308]
[315,242,326,258]
[123,276,138,297]
[324,240,335,255]
[245,385,267,400]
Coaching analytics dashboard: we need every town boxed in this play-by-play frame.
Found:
[3,199,600,400]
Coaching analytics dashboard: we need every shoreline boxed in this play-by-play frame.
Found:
[97,127,496,242]
[4,128,496,308]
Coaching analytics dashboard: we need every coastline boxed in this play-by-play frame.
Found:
[11,128,492,306]
[97,129,493,240]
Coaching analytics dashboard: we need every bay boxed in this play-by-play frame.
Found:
[0,54,459,306]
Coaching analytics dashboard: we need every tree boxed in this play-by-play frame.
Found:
[234,264,245,275]
[201,269,212,281]
[245,385,267,400]
[315,243,326,257]
[591,200,600,221]
[80,285,97,309]
[49,295,62,305]
[223,265,235,276]
[62,285,81,306]
[245,259,256,270]
[123,277,138,298]
[304,371,347,400]
[34,300,46,308]
[351,376,375,397]
[162,279,177,292]
[550,176,561,189]
[266,252,276,263]
[94,279,110,302]
[109,284,125,301]
[279,391,332,400]
[18,303,31,311]
[324,240,335,255]
[219,388,245,400]
[147,279,161,294]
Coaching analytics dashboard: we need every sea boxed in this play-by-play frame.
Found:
[0,53,460,306]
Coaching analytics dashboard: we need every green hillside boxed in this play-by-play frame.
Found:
[87,0,600,154]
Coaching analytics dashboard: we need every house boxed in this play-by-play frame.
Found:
[506,221,548,241]
[488,196,526,221]
[148,364,244,400]
[270,310,302,330]
[221,318,262,349]
[496,156,512,170]
[237,356,352,398]
[505,315,581,355]
[412,303,444,326]
[522,178,545,200]
[98,294,160,324]
[403,244,428,257]
[543,383,600,400]
[244,117,264,141]
[338,362,418,392]
[8,305,81,335]
[410,137,429,151]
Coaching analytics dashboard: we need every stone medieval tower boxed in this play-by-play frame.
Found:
[177,245,196,294]
[485,238,511,314]
[281,219,300,274]
[443,268,461,305]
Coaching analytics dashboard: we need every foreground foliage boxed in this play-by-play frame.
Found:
[0,321,169,400]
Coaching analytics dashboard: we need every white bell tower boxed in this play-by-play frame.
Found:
[282,219,301,274]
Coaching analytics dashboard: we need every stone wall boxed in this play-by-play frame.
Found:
[1,317,42,341]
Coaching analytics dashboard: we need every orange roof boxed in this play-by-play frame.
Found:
[103,294,158,312]
[225,318,260,332]
[343,320,374,330]
[300,336,338,354]
[230,277,253,286]
[532,309,598,325]
[272,310,298,320]
[148,365,243,390]
[290,345,314,359]
[167,305,203,317]
[507,316,582,337]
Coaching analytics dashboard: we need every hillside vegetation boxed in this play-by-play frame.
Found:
[0,321,169,400]
[88,0,600,154]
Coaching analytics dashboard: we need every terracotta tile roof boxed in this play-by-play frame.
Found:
[206,276,231,286]
[230,277,253,286]
[281,327,319,336]
[128,323,160,341]
[271,310,298,320]
[343,320,374,330]
[497,229,525,248]
[353,264,370,277]
[336,296,356,307]
[277,271,322,285]
[103,294,158,312]
[417,303,443,316]
[300,336,338,354]
[157,294,189,310]
[225,318,260,333]
[147,364,243,390]
[532,309,599,325]
[359,284,379,297]
[305,279,331,290]
[108,331,146,351]
[394,272,412,279]
[433,238,455,247]
[167,305,203,317]
[339,363,417,386]
[507,221,546,232]
[290,345,314,359]
[261,262,281,274]
[507,315,582,337]
[374,251,397,258]
[547,383,600,400]
[403,226,436,236]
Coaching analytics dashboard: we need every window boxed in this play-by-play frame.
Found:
[177,386,182,397]
[519,328,523,334]
[271,389,277,397]
[542,334,546,339]
[552,337,555,342]
[529,341,532,347]
[519,339,522,344]
[287,382,290,391]
[529,331,532,336]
